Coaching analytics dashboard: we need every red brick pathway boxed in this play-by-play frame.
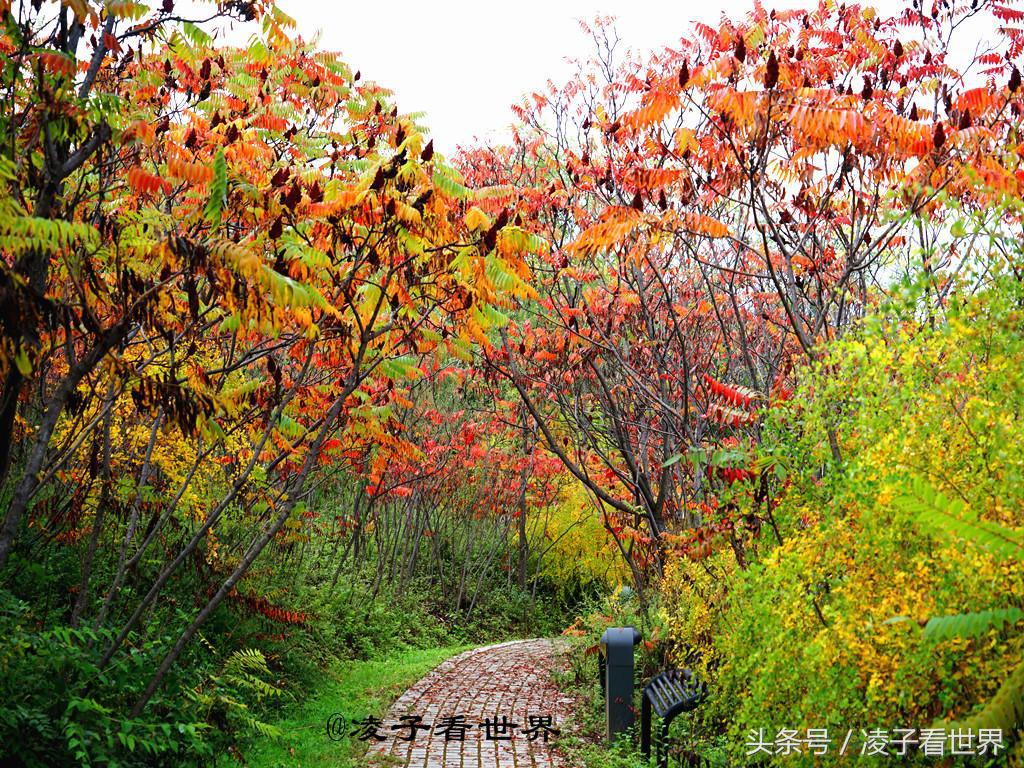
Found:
[366,639,576,767]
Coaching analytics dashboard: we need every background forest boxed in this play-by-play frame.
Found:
[0,0,1022,765]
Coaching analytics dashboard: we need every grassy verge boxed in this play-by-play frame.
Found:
[551,639,725,768]
[242,644,473,768]
[551,651,652,768]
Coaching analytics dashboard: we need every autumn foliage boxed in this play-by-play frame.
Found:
[2,0,1024,763]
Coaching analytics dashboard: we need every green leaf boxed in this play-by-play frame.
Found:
[432,168,473,201]
[218,313,241,333]
[204,148,227,227]
[181,21,213,47]
[896,477,1023,559]
[661,453,685,468]
[951,660,1024,733]
[477,302,509,329]
[14,347,31,376]
[923,608,1024,642]
[381,355,422,381]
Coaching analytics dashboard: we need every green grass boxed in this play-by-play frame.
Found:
[242,644,473,768]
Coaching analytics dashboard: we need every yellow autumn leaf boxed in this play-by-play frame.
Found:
[464,206,490,232]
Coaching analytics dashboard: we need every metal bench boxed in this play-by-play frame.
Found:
[640,668,708,768]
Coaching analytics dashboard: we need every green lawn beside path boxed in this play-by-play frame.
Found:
[244,644,473,768]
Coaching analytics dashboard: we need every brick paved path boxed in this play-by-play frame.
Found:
[366,638,576,768]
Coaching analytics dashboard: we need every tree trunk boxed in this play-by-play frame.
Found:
[131,392,347,715]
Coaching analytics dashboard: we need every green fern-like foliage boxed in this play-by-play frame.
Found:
[204,147,227,227]
[0,158,100,257]
[897,477,1024,737]
[896,476,1023,560]
[187,648,284,739]
[924,608,1024,642]
[954,660,1024,735]
[238,713,283,739]
[0,215,100,256]
[221,648,284,702]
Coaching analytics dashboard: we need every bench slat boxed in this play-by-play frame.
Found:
[642,667,709,768]
[643,668,707,719]
[648,681,671,715]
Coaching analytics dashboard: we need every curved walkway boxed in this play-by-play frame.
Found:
[365,638,576,767]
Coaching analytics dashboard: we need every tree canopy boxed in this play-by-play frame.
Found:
[1,0,1023,764]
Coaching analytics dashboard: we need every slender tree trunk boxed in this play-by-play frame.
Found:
[516,410,531,590]
[0,370,23,492]
[131,392,347,715]
[330,485,363,589]
[0,319,135,570]
[70,380,117,626]
[99,350,315,667]
[94,411,162,629]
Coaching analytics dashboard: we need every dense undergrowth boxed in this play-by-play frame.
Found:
[4,0,1024,766]
[659,254,1024,765]
[1,517,600,766]
[552,242,1024,767]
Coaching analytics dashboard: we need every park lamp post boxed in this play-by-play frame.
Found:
[599,626,642,742]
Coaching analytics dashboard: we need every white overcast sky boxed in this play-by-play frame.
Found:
[273,0,909,150]
[210,0,909,151]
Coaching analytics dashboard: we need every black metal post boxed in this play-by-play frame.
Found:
[641,693,652,758]
[600,626,642,742]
